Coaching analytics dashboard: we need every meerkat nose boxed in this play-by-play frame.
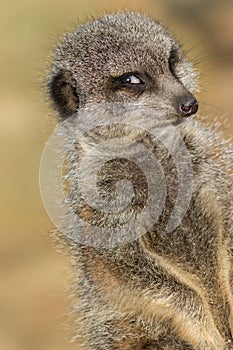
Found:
[179,98,199,118]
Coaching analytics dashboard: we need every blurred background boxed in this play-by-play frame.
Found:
[1,0,233,349]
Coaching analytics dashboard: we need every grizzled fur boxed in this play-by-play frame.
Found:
[48,12,233,349]
[48,12,197,119]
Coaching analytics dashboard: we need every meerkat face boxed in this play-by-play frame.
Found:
[48,12,199,121]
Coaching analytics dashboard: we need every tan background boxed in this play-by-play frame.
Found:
[1,0,233,349]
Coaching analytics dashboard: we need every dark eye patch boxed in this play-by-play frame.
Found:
[169,46,180,77]
[109,71,152,94]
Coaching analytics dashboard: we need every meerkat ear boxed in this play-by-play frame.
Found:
[48,70,79,120]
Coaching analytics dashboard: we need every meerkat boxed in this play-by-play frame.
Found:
[47,12,233,349]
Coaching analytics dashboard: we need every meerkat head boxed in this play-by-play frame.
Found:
[48,12,199,121]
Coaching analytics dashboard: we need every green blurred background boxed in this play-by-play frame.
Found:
[1,0,233,349]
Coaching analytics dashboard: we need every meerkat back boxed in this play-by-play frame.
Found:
[46,12,233,350]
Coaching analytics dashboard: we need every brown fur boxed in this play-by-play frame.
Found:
[47,12,233,349]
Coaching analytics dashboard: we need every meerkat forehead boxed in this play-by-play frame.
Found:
[53,12,177,77]
[77,12,174,48]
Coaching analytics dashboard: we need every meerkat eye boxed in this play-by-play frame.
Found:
[123,75,142,84]
[110,72,149,94]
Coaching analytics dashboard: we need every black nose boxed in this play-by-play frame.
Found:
[179,98,199,117]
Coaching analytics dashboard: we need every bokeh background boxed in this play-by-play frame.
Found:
[1,0,233,349]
